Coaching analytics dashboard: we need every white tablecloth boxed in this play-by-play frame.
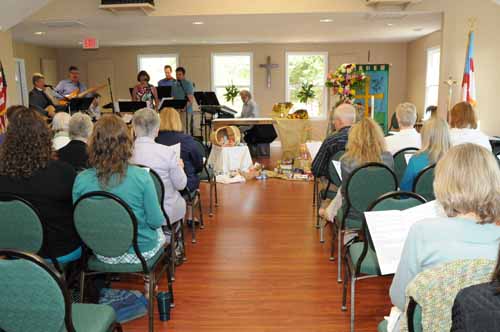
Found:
[207,145,253,174]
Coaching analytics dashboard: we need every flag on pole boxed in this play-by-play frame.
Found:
[461,30,476,106]
[0,61,8,134]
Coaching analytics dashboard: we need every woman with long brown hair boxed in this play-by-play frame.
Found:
[72,114,165,264]
[0,106,81,263]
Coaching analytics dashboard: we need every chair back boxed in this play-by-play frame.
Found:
[401,259,495,332]
[73,191,143,265]
[412,164,436,201]
[326,150,345,187]
[393,147,419,183]
[0,249,74,332]
[355,191,426,274]
[0,194,43,253]
[389,112,399,130]
[345,163,398,214]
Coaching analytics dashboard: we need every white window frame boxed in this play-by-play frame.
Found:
[285,51,329,120]
[211,52,254,96]
[424,46,441,119]
[136,53,179,85]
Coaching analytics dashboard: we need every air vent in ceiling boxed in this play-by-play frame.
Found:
[100,0,155,15]
[41,20,86,29]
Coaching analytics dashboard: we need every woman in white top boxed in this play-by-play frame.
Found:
[51,112,71,150]
[449,102,491,151]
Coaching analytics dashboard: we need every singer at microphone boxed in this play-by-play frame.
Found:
[29,73,58,118]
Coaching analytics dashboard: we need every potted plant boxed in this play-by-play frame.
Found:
[224,83,240,105]
[297,82,316,111]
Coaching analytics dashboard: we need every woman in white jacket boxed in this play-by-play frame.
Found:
[449,101,492,151]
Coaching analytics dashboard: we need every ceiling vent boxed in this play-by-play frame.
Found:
[41,20,86,29]
[100,0,155,15]
[366,0,422,10]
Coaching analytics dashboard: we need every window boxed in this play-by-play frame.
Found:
[137,54,178,86]
[424,46,441,119]
[212,53,252,113]
[286,52,328,119]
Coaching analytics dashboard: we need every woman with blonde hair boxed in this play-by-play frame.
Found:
[322,117,394,221]
[389,143,500,321]
[449,101,491,151]
[400,118,451,191]
[156,107,203,192]
[73,114,165,264]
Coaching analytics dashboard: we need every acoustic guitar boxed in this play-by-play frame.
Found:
[58,83,107,106]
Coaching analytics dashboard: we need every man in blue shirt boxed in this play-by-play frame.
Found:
[54,66,87,101]
[157,65,176,87]
[172,67,195,134]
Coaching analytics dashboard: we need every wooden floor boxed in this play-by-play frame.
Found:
[121,179,393,332]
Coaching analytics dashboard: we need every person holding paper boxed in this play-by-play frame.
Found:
[312,103,356,178]
[400,118,451,191]
[321,117,394,221]
[389,144,500,322]
[385,102,421,155]
[132,70,159,111]
[130,108,187,225]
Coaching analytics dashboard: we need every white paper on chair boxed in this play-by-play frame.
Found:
[365,200,445,275]
[332,160,342,181]
[404,153,415,165]
[306,141,322,160]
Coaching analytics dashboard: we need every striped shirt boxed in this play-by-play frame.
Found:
[311,126,350,177]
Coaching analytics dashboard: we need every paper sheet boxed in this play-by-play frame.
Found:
[332,160,342,180]
[365,200,445,275]
[306,141,322,161]
[404,153,415,165]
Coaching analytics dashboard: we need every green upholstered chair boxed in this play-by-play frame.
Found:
[412,164,436,201]
[402,259,495,332]
[333,163,398,283]
[342,191,426,332]
[393,147,419,184]
[73,191,173,332]
[0,194,64,273]
[0,249,121,332]
[317,150,345,242]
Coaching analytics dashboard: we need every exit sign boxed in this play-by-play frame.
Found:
[83,38,99,49]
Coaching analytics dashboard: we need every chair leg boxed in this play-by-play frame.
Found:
[214,180,219,207]
[319,219,325,243]
[315,190,322,229]
[312,176,317,207]
[180,220,187,261]
[342,256,349,311]
[170,229,176,281]
[79,271,86,303]
[208,181,214,217]
[350,277,356,332]
[330,223,336,261]
[147,273,155,332]
[337,230,343,282]
[166,256,175,308]
[190,203,197,244]
[198,192,205,229]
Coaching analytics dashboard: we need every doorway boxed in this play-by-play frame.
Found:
[14,58,28,106]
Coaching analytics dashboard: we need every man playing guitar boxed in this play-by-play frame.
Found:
[29,73,57,118]
[54,66,88,104]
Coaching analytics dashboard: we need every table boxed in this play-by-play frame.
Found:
[212,117,274,129]
[207,145,253,174]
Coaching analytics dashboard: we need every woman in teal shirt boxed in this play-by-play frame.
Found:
[73,114,165,264]
[400,118,451,191]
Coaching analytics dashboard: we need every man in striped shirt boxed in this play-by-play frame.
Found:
[311,104,356,177]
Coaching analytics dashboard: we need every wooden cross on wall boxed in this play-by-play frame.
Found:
[259,56,279,88]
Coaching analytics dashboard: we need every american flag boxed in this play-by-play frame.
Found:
[0,61,7,133]
[461,30,476,106]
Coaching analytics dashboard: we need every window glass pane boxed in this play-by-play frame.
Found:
[213,55,251,87]
[138,55,177,86]
[286,53,327,118]
[424,47,440,112]
[215,86,248,114]
[424,86,439,114]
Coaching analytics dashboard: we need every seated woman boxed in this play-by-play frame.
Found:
[449,101,491,151]
[239,90,259,118]
[73,114,165,264]
[390,143,500,323]
[322,117,394,221]
[52,111,71,150]
[400,118,451,191]
[132,70,159,111]
[57,112,93,171]
[451,244,500,332]
[156,107,203,193]
[130,108,187,225]
[0,106,81,263]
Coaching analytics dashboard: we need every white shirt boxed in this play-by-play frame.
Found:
[131,136,188,223]
[449,128,492,151]
[385,128,422,155]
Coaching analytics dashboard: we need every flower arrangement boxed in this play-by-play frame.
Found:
[325,63,366,103]
[224,83,240,104]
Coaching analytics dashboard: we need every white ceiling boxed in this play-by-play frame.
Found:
[0,0,53,32]
[11,9,441,47]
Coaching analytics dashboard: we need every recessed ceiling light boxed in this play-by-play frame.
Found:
[192,21,204,25]
[34,31,45,35]
[319,19,333,23]
[413,27,423,32]
[386,23,394,27]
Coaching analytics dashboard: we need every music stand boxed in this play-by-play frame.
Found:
[204,92,220,106]
[68,97,94,115]
[118,101,147,113]
[157,86,172,100]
